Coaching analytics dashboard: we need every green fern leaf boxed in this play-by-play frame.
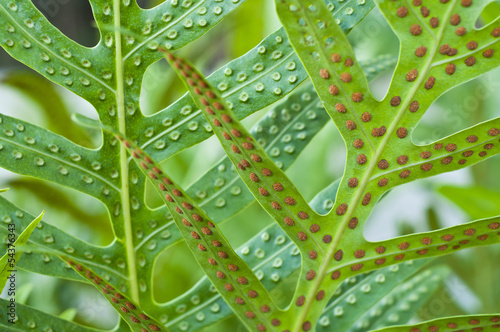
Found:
[0,2,376,322]
[273,0,500,329]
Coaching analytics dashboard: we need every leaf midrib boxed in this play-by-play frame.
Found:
[114,0,139,303]
[293,1,457,330]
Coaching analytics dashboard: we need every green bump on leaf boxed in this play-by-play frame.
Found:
[309,179,341,215]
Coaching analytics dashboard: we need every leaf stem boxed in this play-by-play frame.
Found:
[114,0,139,303]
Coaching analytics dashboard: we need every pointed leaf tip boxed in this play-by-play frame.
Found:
[71,113,120,137]
[71,113,101,129]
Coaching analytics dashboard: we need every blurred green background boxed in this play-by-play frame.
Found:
[0,0,499,331]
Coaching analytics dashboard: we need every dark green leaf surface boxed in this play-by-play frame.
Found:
[0,113,118,206]
[317,260,428,331]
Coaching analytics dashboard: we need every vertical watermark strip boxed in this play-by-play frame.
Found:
[6,221,16,324]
